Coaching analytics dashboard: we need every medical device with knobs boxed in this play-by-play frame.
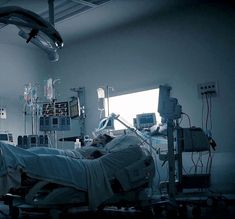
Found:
[158,85,182,202]
[158,85,182,120]
[158,85,211,202]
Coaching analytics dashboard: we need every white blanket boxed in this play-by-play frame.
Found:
[0,142,113,210]
[0,137,147,210]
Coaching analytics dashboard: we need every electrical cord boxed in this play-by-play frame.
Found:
[199,152,204,173]
[182,165,189,174]
[209,94,213,132]
[195,152,203,172]
[205,93,210,131]
[201,92,216,175]
[201,96,205,130]
[182,112,199,173]
[152,150,162,193]
[182,112,192,128]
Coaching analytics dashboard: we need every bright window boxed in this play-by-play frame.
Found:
[105,88,160,130]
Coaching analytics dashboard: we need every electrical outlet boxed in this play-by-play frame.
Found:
[198,81,218,97]
[0,108,6,119]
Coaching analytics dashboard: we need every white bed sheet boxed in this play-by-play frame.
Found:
[0,142,113,210]
[0,139,146,210]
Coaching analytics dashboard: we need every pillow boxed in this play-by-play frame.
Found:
[104,134,141,152]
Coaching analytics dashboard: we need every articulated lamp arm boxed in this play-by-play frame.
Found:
[0,6,63,61]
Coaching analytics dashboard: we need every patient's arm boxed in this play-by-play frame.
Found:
[86,150,104,159]
[77,146,106,159]
[28,146,105,160]
[28,147,84,159]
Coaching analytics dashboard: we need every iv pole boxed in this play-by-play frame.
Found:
[106,86,110,117]
[106,85,114,117]
[157,85,182,203]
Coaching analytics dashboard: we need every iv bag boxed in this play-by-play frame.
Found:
[24,83,32,105]
[97,88,105,99]
[45,78,53,101]
[97,88,105,111]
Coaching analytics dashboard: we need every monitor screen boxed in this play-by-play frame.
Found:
[0,134,8,141]
[69,98,80,119]
[45,117,50,125]
[53,117,58,125]
[43,102,69,116]
[31,137,36,144]
[61,117,65,125]
[136,113,156,129]
[139,116,154,124]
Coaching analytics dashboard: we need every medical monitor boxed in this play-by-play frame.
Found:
[42,101,69,116]
[135,113,156,130]
[0,133,13,143]
[69,97,80,119]
[158,85,182,120]
[0,134,8,141]
[158,85,171,116]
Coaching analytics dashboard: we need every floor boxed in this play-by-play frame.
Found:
[0,201,235,219]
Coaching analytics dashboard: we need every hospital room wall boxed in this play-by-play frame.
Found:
[52,2,235,193]
[0,44,53,143]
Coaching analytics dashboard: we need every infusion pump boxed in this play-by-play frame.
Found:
[39,116,71,131]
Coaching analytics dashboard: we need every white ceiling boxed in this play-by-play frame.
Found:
[0,0,208,46]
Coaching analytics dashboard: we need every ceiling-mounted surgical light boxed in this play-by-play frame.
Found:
[0,6,63,61]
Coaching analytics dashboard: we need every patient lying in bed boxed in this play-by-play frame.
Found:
[28,133,141,160]
[0,134,155,210]
[24,133,113,160]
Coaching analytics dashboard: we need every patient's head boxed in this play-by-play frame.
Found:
[90,134,114,147]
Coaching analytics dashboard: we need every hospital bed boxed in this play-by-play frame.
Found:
[0,135,155,218]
